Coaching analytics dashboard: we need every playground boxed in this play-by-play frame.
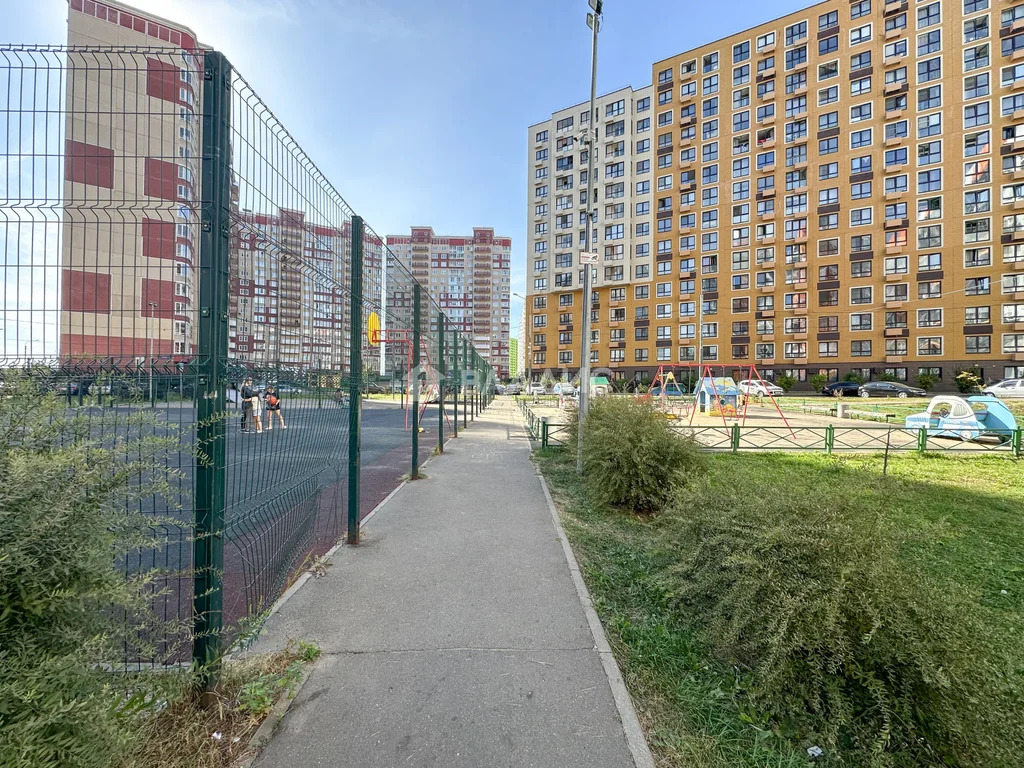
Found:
[520,364,1021,455]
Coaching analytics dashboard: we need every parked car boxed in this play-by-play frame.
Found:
[857,381,928,398]
[982,378,1024,398]
[276,384,303,394]
[528,382,546,395]
[495,383,506,395]
[504,383,522,395]
[736,379,784,397]
[821,380,862,397]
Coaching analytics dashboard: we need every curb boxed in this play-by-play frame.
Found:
[236,662,315,768]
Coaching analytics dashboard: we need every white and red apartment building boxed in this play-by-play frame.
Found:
[386,227,512,378]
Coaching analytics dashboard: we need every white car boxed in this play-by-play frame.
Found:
[528,382,546,395]
[737,379,784,397]
[982,378,1024,398]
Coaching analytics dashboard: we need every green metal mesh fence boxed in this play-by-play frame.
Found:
[0,43,496,678]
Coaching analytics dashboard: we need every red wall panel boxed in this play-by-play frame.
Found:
[61,269,111,313]
[142,217,176,259]
[141,278,176,318]
[65,139,114,189]
[144,157,178,201]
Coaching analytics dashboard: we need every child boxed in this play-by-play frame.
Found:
[264,385,286,430]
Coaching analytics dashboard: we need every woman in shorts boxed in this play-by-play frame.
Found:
[264,385,286,430]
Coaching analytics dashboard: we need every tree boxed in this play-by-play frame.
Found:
[955,368,982,394]
[810,373,827,393]
[776,374,796,393]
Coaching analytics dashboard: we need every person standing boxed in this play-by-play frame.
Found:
[240,378,255,433]
[251,386,263,433]
[264,385,286,430]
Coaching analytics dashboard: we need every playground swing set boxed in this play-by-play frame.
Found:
[639,362,795,437]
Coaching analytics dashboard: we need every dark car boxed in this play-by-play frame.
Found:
[821,381,861,396]
[857,381,927,398]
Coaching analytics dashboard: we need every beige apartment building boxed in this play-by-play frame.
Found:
[61,0,202,362]
[526,85,654,377]
[386,227,512,378]
[527,0,1024,388]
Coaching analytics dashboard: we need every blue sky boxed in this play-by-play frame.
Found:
[6,0,814,336]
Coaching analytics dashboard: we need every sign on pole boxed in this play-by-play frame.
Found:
[579,251,598,265]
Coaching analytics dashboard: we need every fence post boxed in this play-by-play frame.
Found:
[438,312,445,454]
[1013,428,1022,458]
[193,49,232,688]
[917,426,928,454]
[542,416,549,449]
[411,285,421,479]
[730,422,740,453]
[346,216,364,546]
[452,328,458,438]
[825,424,834,455]
[462,337,468,429]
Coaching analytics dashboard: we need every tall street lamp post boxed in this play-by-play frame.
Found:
[577,0,602,473]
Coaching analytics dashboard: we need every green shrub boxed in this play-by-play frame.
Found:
[954,368,982,394]
[581,397,705,514]
[878,371,899,382]
[0,375,188,768]
[809,374,827,393]
[665,476,1019,766]
[915,373,939,391]
[776,374,796,392]
[843,371,865,385]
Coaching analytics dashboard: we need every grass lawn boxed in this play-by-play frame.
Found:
[536,449,1024,767]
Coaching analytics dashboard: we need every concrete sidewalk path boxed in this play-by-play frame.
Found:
[249,398,650,768]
